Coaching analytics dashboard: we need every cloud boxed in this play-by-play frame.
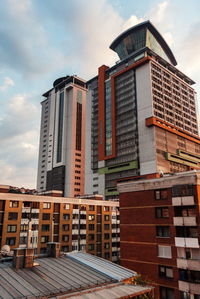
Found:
[0,77,14,91]
[0,93,40,187]
[0,0,65,78]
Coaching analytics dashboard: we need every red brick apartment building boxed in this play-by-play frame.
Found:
[118,170,200,299]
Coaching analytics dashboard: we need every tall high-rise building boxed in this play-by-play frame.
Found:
[37,76,87,197]
[85,21,199,200]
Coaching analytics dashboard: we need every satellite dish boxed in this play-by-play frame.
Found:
[1,245,10,253]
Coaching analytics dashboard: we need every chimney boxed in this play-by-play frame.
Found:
[47,242,60,258]
[13,248,34,269]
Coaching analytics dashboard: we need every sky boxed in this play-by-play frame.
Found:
[0,0,200,188]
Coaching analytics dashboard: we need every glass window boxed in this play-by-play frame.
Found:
[43,213,50,220]
[9,201,18,208]
[88,215,95,221]
[158,245,172,258]
[7,225,17,233]
[160,287,175,299]
[159,265,173,278]
[43,202,51,209]
[156,207,169,218]
[63,214,70,220]
[156,226,170,238]
[8,212,18,220]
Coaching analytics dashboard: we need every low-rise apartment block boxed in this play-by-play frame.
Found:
[0,186,120,262]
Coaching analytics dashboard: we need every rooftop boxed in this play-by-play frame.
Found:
[0,252,152,299]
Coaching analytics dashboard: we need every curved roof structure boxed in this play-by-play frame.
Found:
[110,20,177,66]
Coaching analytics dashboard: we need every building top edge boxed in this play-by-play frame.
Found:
[117,170,200,193]
[0,192,119,206]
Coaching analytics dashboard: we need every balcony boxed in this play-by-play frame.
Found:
[21,219,29,224]
[172,196,195,206]
[31,219,39,225]
[175,237,199,248]
[20,232,28,237]
[80,239,86,245]
[177,258,200,271]
[178,280,200,294]
[80,210,86,215]
[31,209,39,213]
[73,209,79,214]
[72,219,79,225]
[80,229,86,235]
[22,207,31,213]
[80,219,86,224]
[173,217,197,226]
[72,229,78,235]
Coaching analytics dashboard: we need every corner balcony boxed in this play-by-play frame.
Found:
[177,258,200,271]
[175,237,199,248]
[172,196,195,206]
[173,217,197,226]
[179,280,200,295]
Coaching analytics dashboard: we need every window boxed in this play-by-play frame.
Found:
[160,287,175,299]
[159,265,173,278]
[88,214,95,221]
[158,245,172,258]
[43,202,51,209]
[89,224,94,230]
[104,233,110,239]
[172,184,193,197]
[63,224,69,231]
[6,237,16,246]
[42,224,50,232]
[43,213,50,220]
[9,201,18,208]
[104,224,110,230]
[64,204,70,210]
[156,226,170,238]
[7,225,17,233]
[104,206,110,212]
[41,236,49,243]
[88,244,95,251]
[89,234,95,241]
[19,236,27,245]
[155,189,168,200]
[180,292,190,299]
[20,224,28,232]
[104,215,110,221]
[32,224,39,231]
[62,235,69,242]
[156,207,169,218]
[62,246,69,252]
[89,205,95,211]
[8,212,18,220]
[63,214,70,220]
[104,243,110,249]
